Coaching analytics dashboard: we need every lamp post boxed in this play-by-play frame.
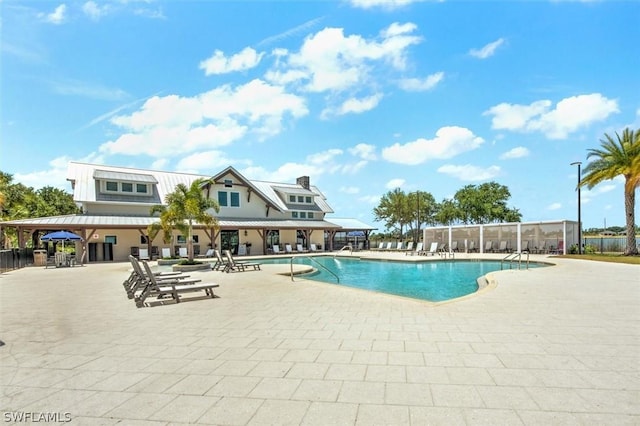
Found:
[570,161,582,254]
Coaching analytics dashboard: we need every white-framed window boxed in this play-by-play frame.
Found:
[308,212,314,219]
[300,212,307,218]
[218,191,240,207]
[102,180,151,195]
[292,211,298,218]
[105,235,117,244]
[289,195,296,202]
[305,196,312,203]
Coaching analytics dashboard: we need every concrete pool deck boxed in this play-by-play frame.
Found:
[1,252,638,425]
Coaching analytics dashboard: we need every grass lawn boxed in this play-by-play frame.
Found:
[555,254,640,265]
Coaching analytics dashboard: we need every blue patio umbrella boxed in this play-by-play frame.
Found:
[40,230,83,249]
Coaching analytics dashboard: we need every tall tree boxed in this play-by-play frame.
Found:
[580,128,639,255]
[148,178,220,262]
[373,188,409,238]
[453,182,521,224]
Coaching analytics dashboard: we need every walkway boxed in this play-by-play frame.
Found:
[1,254,638,424]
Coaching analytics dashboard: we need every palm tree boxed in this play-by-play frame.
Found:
[580,128,640,255]
[148,178,220,262]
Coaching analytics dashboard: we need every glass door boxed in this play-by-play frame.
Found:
[220,230,239,254]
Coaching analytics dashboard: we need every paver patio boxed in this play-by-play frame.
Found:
[1,253,638,425]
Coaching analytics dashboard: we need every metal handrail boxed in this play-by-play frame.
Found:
[290,255,340,283]
[501,251,530,270]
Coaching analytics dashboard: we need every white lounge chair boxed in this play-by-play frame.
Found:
[161,247,172,258]
[272,244,282,254]
[422,242,439,256]
[179,247,188,258]
[197,248,215,258]
[484,241,493,253]
[310,244,319,252]
[285,244,293,254]
[296,244,309,253]
[139,248,150,260]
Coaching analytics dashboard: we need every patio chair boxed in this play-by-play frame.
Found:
[211,250,229,271]
[272,245,283,254]
[450,241,458,252]
[310,243,319,252]
[161,248,172,259]
[284,244,293,254]
[222,250,261,273]
[372,242,385,251]
[407,242,423,256]
[197,248,215,258]
[179,247,188,258]
[497,241,508,253]
[124,255,196,299]
[135,261,219,308]
[139,248,150,260]
[468,241,477,253]
[296,244,309,253]
[422,242,439,256]
[484,240,493,253]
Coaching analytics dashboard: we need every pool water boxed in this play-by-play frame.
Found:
[260,257,535,302]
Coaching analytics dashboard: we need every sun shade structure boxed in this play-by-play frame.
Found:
[40,230,84,250]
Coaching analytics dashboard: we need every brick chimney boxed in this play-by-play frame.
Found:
[296,176,310,190]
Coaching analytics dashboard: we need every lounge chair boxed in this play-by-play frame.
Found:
[124,255,196,299]
[468,241,477,253]
[534,241,547,254]
[139,248,150,260]
[179,247,188,258]
[484,241,493,253]
[211,250,229,271]
[450,241,458,252]
[422,242,439,256]
[383,242,393,251]
[284,244,294,254]
[310,243,319,252]
[135,260,219,308]
[404,241,414,252]
[161,247,172,259]
[296,244,309,253]
[394,242,404,251]
[497,241,508,253]
[272,244,283,255]
[406,242,421,256]
[521,241,530,253]
[197,248,215,258]
[222,250,261,273]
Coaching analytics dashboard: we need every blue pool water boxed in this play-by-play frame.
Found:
[258,257,536,302]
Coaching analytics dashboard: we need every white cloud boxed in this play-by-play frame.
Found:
[358,194,382,204]
[82,1,109,20]
[50,78,129,101]
[484,93,619,139]
[382,126,484,165]
[500,146,530,160]
[40,4,67,25]
[349,143,377,160]
[469,38,505,59]
[266,23,421,93]
[398,72,444,92]
[386,178,405,189]
[349,0,418,10]
[322,93,383,118]
[199,47,264,75]
[100,79,308,157]
[437,164,501,181]
[175,150,242,174]
[340,186,360,194]
[547,203,562,211]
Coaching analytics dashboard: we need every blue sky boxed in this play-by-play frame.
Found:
[2,0,639,231]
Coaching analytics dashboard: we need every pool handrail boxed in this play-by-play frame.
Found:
[501,251,530,270]
[290,256,340,283]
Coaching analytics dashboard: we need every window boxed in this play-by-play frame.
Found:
[292,211,298,218]
[218,191,228,207]
[308,212,314,219]
[289,195,296,203]
[300,212,307,218]
[230,192,240,207]
[121,182,133,192]
[298,196,304,203]
[105,181,118,192]
[224,179,233,187]
[136,184,148,194]
[140,235,149,244]
[305,196,312,203]
[105,235,117,244]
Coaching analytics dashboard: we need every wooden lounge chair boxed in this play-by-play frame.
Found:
[222,250,261,273]
[212,249,229,271]
[124,255,195,299]
[135,261,219,308]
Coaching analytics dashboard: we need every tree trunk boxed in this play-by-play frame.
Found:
[624,186,638,255]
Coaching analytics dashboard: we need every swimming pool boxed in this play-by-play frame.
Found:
[258,256,535,302]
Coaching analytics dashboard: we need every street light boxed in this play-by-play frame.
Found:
[570,161,582,254]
